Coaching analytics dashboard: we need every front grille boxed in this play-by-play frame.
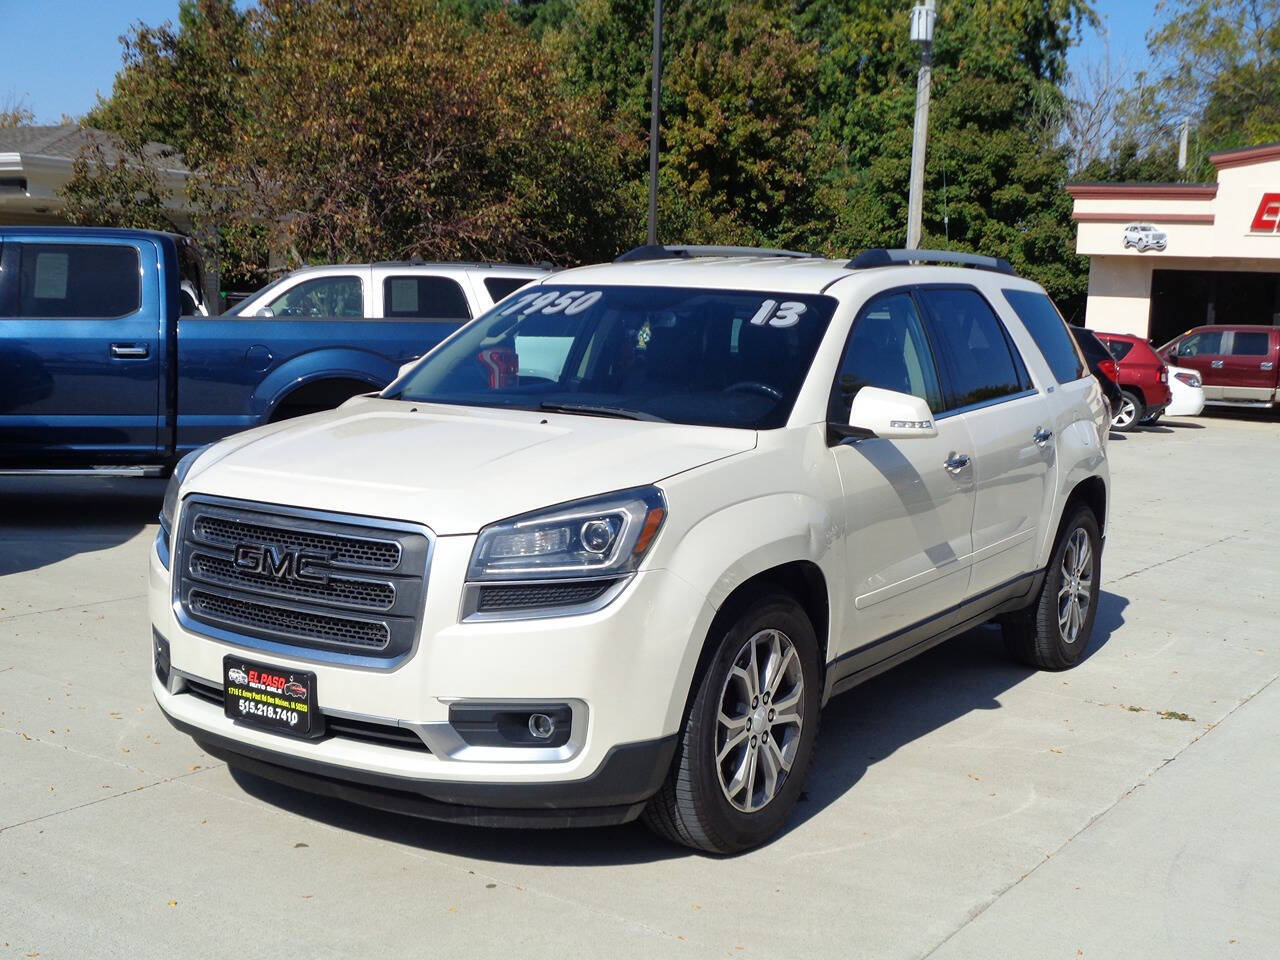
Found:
[189,590,391,648]
[176,497,429,660]
[476,578,618,612]
[190,553,396,611]
[192,514,401,569]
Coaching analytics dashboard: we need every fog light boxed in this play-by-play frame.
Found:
[528,713,556,739]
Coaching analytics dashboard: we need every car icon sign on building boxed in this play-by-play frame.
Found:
[1122,223,1167,252]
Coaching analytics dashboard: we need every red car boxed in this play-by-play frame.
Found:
[1094,332,1173,431]
[1157,325,1280,409]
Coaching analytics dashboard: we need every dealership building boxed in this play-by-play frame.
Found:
[1069,143,1280,346]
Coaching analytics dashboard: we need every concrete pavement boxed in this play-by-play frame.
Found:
[2,412,1278,959]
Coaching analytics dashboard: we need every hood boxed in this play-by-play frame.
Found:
[186,397,755,534]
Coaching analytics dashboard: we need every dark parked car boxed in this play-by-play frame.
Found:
[1068,326,1123,415]
[1094,332,1172,431]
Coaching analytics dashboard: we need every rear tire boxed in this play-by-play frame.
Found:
[642,594,822,854]
[1110,390,1143,432]
[1139,410,1162,426]
[1003,505,1102,671]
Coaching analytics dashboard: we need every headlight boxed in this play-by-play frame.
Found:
[158,445,212,563]
[467,486,666,583]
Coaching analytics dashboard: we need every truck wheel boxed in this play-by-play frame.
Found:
[642,594,821,854]
[1002,505,1102,671]
[1110,390,1143,432]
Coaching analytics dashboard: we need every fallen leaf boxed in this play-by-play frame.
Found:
[1050,747,1063,754]
[967,773,981,781]
[168,900,177,908]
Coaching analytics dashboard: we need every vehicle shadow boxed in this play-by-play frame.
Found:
[0,476,164,576]
[1156,419,1205,430]
[229,590,1129,864]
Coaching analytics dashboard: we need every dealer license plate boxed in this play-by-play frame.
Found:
[223,656,318,738]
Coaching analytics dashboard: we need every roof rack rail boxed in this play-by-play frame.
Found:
[615,244,817,263]
[846,248,1015,275]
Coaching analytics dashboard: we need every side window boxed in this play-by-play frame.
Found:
[1230,331,1270,356]
[267,276,363,317]
[917,288,1030,410]
[1103,339,1133,361]
[17,243,141,318]
[1001,289,1085,384]
[384,275,471,320]
[1179,331,1223,357]
[484,276,533,303]
[829,293,943,421]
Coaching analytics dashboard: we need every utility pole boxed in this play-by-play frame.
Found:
[647,0,664,246]
[1177,118,1189,173]
[906,0,936,250]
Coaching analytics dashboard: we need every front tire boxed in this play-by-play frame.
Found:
[1110,390,1143,432]
[1003,506,1102,671]
[642,594,822,854]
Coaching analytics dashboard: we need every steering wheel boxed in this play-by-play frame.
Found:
[723,380,783,401]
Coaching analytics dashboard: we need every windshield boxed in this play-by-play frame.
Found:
[225,274,293,316]
[391,284,837,428]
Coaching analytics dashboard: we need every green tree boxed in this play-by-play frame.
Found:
[86,0,248,168]
[806,0,1095,305]
[59,138,180,231]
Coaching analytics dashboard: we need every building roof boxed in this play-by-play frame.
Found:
[0,124,187,172]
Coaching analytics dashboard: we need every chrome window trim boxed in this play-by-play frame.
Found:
[171,494,434,672]
[934,387,1039,420]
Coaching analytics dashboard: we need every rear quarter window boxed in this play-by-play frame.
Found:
[1231,331,1271,356]
[484,276,535,303]
[15,243,141,318]
[384,275,471,320]
[1002,289,1086,384]
[1102,339,1133,361]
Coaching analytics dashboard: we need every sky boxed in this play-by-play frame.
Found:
[2,0,1163,126]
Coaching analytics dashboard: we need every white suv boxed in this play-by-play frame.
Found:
[151,246,1110,853]
[1121,224,1167,252]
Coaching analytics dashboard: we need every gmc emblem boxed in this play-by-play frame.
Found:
[1250,193,1280,233]
[233,543,330,584]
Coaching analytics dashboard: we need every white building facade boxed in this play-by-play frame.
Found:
[1069,143,1280,346]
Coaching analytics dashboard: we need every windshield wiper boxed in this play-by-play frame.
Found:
[538,401,668,423]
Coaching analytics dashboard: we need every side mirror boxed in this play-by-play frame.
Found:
[396,357,421,379]
[254,307,274,318]
[848,386,939,440]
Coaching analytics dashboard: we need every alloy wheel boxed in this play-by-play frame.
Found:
[715,628,805,813]
[1112,398,1136,429]
[1057,528,1094,644]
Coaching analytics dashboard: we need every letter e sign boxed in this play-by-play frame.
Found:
[1250,193,1280,233]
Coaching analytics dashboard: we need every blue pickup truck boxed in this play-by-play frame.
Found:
[0,227,546,470]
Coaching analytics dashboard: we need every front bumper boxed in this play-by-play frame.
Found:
[151,525,715,823]
[163,708,675,827]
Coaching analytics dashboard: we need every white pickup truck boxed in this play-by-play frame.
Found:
[151,245,1110,853]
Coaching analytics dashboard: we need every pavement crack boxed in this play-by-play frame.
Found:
[0,766,212,835]
[917,670,1280,960]
[0,592,146,622]
[1111,534,1236,583]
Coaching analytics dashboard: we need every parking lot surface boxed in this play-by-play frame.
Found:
[2,414,1278,959]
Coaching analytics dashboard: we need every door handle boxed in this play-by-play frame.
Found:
[1262,362,1274,371]
[1211,360,1224,368]
[944,453,970,473]
[1033,428,1053,446]
[111,343,150,359]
